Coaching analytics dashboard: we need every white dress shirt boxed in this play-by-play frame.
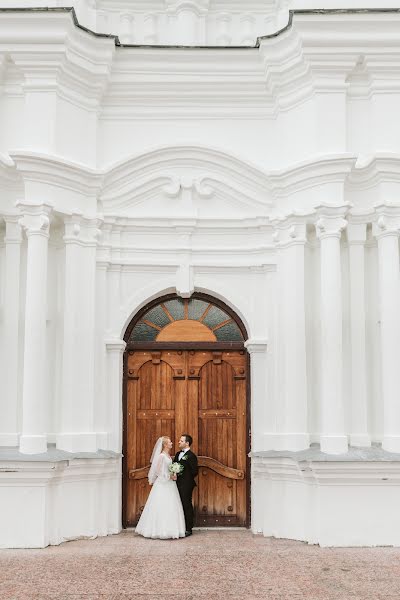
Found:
[178,448,189,461]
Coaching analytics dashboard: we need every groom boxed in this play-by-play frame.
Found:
[174,434,198,537]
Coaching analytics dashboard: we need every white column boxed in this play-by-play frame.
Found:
[106,340,126,452]
[347,221,371,447]
[374,205,400,453]
[18,202,52,454]
[316,205,348,454]
[0,216,22,446]
[244,340,268,453]
[272,216,309,451]
[57,214,101,453]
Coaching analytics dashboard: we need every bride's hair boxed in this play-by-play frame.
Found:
[161,436,170,450]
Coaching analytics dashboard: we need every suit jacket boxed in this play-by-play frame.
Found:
[174,449,198,491]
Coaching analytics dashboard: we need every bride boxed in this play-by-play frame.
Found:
[135,436,186,539]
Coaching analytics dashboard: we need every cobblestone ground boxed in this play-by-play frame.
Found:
[1,530,400,600]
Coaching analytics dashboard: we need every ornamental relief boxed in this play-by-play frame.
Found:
[93,0,288,45]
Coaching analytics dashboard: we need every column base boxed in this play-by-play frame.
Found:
[19,435,47,455]
[262,433,310,452]
[56,433,98,453]
[320,435,348,455]
[382,436,400,454]
[350,434,371,447]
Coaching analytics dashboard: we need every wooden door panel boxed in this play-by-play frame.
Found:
[125,351,184,527]
[124,349,248,528]
[194,355,247,526]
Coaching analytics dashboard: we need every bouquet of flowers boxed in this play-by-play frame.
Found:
[169,462,184,476]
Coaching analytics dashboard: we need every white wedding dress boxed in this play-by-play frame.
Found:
[135,452,186,539]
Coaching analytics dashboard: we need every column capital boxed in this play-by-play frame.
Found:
[244,339,268,353]
[63,212,103,246]
[271,212,310,248]
[16,202,53,238]
[373,203,400,240]
[315,203,350,241]
[106,339,127,354]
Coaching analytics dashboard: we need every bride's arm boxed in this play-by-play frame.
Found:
[155,455,171,481]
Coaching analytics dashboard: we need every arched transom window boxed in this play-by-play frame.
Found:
[129,297,244,342]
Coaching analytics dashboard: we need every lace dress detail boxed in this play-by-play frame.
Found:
[135,453,186,539]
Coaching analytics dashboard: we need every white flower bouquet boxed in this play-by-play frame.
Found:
[169,462,184,476]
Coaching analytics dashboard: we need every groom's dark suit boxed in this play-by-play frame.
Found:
[174,448,198,532]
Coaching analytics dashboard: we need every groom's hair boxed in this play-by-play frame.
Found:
[182,434,193,446]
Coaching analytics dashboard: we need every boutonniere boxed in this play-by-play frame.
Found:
[182,455,188,461]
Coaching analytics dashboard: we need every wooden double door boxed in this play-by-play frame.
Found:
[124,348,249,527]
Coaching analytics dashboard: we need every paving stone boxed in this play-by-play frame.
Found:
[1,530,400,599]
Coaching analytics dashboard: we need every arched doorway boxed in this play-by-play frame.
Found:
[122,293,250,528]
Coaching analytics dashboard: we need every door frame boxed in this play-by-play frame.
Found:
[122,292,251,528]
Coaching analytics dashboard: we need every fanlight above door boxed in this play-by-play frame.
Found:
[129,297,244,343]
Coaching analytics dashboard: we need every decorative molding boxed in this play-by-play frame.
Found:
[244,339,268,353]
[268,155,356,201]
[271,210,313,247]
[100,145,272,217]
[16,202,53,238]
[10,152,103,199]
[165,0,210,17]
[315,203,351,241]
[105,339,127,353]
[2,9,400,119]
[372,202,400,240]
[63,212,103,247]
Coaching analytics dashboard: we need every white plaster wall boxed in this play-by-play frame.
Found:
[97,118,277,171]
[0,458,120,548]
[55,99,98,167]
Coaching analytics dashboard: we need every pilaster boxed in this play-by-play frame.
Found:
[244,340,268,453]
[316,203,349,454]
[57,213,102,453]
[94,223,112,449]
[0,215,22,446]
[271,213,309,451]
[347,218,371,447]
[106,339,126,452]
[373,203,400,453]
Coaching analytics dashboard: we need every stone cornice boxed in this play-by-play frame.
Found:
[346,154,400,192]
[0,8,115,111]
[9,151,104,199]
[7,149,400,227]
[268,154,356,200]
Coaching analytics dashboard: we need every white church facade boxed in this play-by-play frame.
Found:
[2,0,400,548]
